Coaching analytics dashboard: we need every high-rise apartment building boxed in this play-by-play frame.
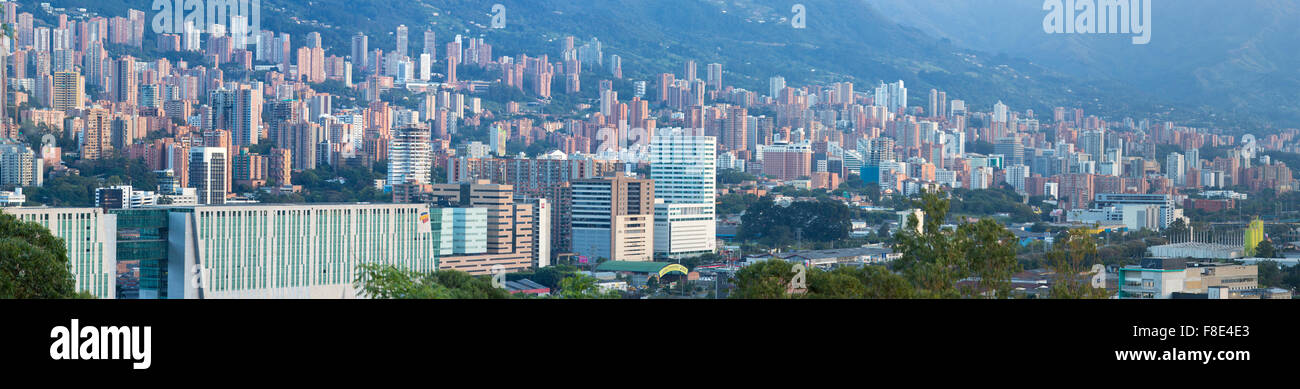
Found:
[760,141,813,181]
[0,141,42,187]
[706,63,723,91]
[724,107,748,153]
[51,71,84,111]
[82,108,114,160]
[1167,152,1187,186]
[423,30,437,56]
[113,56,137,106]
[233,86,262,146]
[387,127,433,187]
[874,80,907,114]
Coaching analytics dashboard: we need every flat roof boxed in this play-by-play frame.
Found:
[595,261,689,275]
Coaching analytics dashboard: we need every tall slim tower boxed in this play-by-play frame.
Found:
[422,30,438,56]
[395,25,409,57]
[706,63,723,91]
[650,128,718,258]
[0,49,6,123]
[114,56,137,106]
[351,33,368,69]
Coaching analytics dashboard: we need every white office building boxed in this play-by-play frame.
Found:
[650,128,717,258]
[167,203,441,299]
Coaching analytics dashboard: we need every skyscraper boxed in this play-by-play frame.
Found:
[387,127,433,187]
[445,53,458,85]
[113,56,137,106]
[82,108,113,160]
[724,107,748,153]
[874,80,907,114]
[1167,152,1186,186]
[650,128,717,258]
[233,86,263,146]
[0,50,6,122]
[769,76,786,99]
[995,136,1025,167]
[395,24,409,57]
[351,32,368,69]
[706,63,723,91]
[423,30,437,56]
[51,71,84,111]
[190,147,229,205]
[929,89,938,118]
[1080,129,1106,160]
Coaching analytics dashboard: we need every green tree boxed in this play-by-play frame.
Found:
[805,266,916,299]
[1256,260,1283,288]
[354,264,512,299]
[516,265,580,290]
[1046,229,1110,299]
[1255,239,1280,259]
[738,197,852,247]
[1165,218,1190,240]
[958,219,1021,298]
[892,191,1022,298]
[731,259,798,299]
[0,212,94,298]
[892,191,965,298]
[555,274,620,299]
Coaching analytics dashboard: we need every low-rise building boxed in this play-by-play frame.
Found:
[1120,259,1263,299]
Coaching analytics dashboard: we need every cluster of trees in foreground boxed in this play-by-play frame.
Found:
[353,264,620,299]
[731,191,1111,299]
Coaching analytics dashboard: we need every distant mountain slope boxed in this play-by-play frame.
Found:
[19,0,1273,129]
[868,0,1300,129]
[268,0,1244,126]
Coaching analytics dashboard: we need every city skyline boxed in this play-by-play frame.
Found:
[0,0,1296,302]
